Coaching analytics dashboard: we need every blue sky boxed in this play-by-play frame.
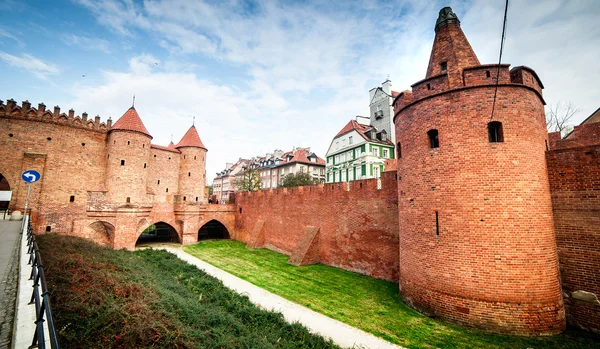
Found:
[1,0,599,183]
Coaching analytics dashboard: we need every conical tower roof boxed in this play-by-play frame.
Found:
[110,107,152,137]
[425,7,480,85]
[175,125,207,150]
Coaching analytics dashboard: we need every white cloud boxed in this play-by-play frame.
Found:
[0,52,59,79]
[68,0,600,181]
[62,34,111,53]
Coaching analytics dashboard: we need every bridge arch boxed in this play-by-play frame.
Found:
[198,219,230,241]
[84,221,114,247]
[136,221,180,246]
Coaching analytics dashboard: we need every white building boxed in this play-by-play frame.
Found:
[325,80,397,183]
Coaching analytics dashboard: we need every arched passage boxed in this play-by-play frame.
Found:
[198,220,230,241]
[136,221,180,246]
[0,173,12,218]
[84,221,114,247]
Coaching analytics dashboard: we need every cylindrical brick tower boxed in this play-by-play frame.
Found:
[175,125,207,203]
[106,107,152,203]
[393,7,565,335]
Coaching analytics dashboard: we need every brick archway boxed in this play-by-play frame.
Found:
[136,221,181,246]
[198,219,230,240]
[0,172,13,214]
[84,221,114,247]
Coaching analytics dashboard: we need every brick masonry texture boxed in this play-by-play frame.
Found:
[0,99,233,250]
[392,14,565,335]
[547,124,600,334]
[235,171,399,281]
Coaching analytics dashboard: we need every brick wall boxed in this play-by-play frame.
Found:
[547,128,600,333]
[235,171,399,281]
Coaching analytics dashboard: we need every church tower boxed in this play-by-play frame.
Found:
[393,7,565,335]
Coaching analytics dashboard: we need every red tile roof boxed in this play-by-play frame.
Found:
[334,119,394,145]
[391,91,400,97]
[280,148,325,166]
[151,144,180,153]
[175,125,207,150]
[111,107,152,137]
[335,120,371,139]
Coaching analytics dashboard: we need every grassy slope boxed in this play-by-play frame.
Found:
[37,234,341,349]
[184,240,600,349]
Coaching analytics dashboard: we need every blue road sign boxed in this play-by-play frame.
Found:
[21,170,41,183]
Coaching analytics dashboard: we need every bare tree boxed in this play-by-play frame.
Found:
[546,101,580,133]
[234,167,262,192]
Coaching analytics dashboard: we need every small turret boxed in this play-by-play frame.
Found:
[426,7,480,87]
[176,125,207,203]
[105,106,152,203]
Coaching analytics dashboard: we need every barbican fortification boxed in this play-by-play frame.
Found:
[1,6,598,338]
[0,99,235,249]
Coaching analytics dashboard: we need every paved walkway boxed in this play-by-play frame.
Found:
[161,246,404,349]
[0,221,22,349]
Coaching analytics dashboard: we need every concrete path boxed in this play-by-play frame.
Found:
[161,246,404,349]
[0,221,21,349]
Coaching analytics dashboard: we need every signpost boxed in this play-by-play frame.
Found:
[21,170,41,231]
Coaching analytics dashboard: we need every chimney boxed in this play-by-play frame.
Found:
[53,105,60,117]
[107,117,112,128]
[82,112,88,122]
[95,115,100,125]
[22,100,31,111]
[368,87,376,103]
[382,79,392,95]
[38,103,46,113]
[68,108,75,118]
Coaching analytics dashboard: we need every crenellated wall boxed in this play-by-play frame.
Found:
[0,98,232,251]
[234,171,399,281]
[547,122,600,333]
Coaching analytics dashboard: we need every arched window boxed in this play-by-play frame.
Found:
[397,142,402,158]
[427,129,439,148]
[488,122,503,143]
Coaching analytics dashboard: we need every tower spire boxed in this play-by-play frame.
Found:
[193,116,195,126]
[425,7,480,87]
[132,95,135,108]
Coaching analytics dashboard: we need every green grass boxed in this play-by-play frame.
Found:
[37,234,341,349]
[184,240,600,349]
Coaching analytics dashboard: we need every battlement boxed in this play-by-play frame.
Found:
[238,171,397,200]
[393,64,545,118]
[0,98,111,133]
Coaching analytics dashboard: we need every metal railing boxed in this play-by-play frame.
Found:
[26,218,60,349]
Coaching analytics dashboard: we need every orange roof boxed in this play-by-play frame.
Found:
[280,148,326,166]
[151,144,180,153]
[111,107,151,137]
[335,119,371,138]
[175,125,207,150]
[168,141,176,149]
[391,91,400,97]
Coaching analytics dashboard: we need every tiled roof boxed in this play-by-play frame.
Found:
[151,144,180,153]
[391,91,400,97]
[111,107,152,137]
[278,148,325,166]
[175,125,207,150]
[335,120,371,138]
[334,119,394,145]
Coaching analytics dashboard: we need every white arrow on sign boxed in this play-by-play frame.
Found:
[23,172,38,182]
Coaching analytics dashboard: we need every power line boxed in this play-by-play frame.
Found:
[490,0,509,121]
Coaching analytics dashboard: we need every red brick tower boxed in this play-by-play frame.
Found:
[106,107,152,203]
[393,7,565,335]
[175,125,207,203]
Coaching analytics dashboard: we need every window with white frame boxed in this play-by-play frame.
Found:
[355,149,361,158]
[356,167,362,179]
[348,150,353,160]
[341,153,346,162]
[372,147,378,156]
[341,171,346,182]
[382,149,389,158]
[349,136,353,144]
[335,155,339,163]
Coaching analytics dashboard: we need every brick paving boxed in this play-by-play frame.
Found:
[0,221,22,349]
